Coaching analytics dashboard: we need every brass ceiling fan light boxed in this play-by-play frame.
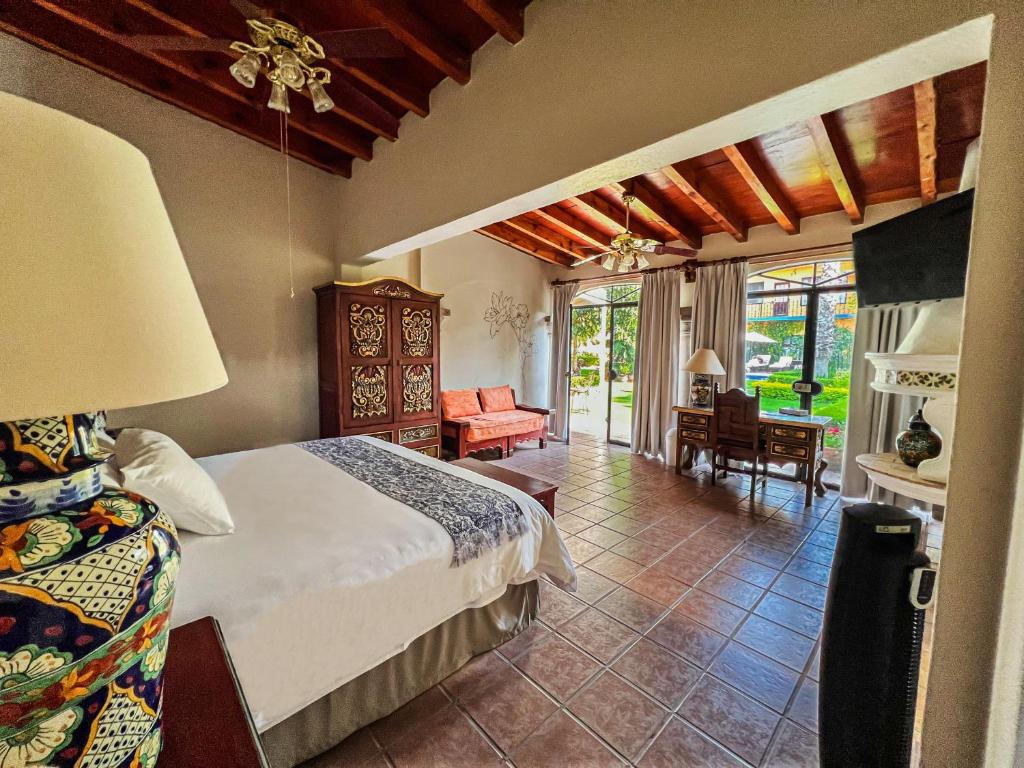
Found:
[572,191,698,271]
[121,0,405,115]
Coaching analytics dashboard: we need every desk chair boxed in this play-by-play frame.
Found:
[710,384,765,499]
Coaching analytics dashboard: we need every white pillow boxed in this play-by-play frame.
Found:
[115,428,235,535]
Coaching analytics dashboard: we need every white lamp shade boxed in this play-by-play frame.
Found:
[683,348,726,376]
[0,92,227,422]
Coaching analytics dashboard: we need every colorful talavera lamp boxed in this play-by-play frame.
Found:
[0,92,227,766]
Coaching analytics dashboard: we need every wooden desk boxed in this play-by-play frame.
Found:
[451,457,558,516]
[673,405,831,507]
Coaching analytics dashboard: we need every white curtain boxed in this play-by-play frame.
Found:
[631,270,681,458]
[548,283,578,441]
[691,261,748,396]
[840,305,929,508]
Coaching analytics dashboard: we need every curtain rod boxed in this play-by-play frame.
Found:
[551,241,853,286]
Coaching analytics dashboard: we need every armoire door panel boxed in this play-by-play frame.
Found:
[391,299,440,423]
[345,299,390,359]
[340,296,392,428]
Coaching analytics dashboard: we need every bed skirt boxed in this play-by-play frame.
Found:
[261,580,539,768]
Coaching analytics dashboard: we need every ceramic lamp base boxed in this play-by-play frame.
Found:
[0,416,179,767]
[690,375,712,407]
[917,393,956,483]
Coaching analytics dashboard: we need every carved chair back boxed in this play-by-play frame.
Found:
[712,384,761,453]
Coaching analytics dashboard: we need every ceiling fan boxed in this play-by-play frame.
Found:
[572,193,698,271]
[121,0,405,115]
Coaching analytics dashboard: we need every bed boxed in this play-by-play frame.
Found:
[167,436,575,767]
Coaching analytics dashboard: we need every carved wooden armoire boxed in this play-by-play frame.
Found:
[314,278,443,456]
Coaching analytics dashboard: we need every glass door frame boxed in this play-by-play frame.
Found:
[746,261,856,487]
[568,284,640,447]
[606,302,638,446]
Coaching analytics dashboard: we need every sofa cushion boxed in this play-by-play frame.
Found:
[480,385,516,413]
[441,388,482,418]
[458,410,545,443]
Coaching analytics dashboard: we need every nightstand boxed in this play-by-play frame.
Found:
[162,616,270,768]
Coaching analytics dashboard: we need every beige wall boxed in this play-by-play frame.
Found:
[422,234,556,406]
[324,3,1024,765]
[0,33,340,457]
[346,233,558,406]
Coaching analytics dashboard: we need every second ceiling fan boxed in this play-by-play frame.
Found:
[572,192,697,271]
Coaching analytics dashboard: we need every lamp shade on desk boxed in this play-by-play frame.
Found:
[0,92,225,768]
[682,348,727,377]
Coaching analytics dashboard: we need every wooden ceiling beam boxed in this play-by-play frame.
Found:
[0,2,353,176]
[568,191,663,242]
[722,141,801,234]
[477,223,574,267]
[660,162,747,241]
[331,59,430,118]
[461,0,524,44]
[33,0,374,162]
[913,78,938,204]
[352,0,472,85]
[123,0,400,142]
[532,206,608,250]
[505,215,590,259]
[610,179,702,248]
[807,113,865,223]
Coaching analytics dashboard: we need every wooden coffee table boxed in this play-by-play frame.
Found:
[452,457,557,517]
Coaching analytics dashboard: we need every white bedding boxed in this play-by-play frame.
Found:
[169,439,575,731]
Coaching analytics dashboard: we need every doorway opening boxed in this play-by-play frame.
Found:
[569,283,640,446]
[745,258,857,486]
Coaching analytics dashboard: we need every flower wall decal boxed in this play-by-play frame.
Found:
[483,292,535,394]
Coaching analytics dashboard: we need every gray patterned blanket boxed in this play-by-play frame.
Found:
[298,437,528,566]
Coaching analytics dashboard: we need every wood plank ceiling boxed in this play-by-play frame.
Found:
[480,62,987,267]
[0,0,530,177]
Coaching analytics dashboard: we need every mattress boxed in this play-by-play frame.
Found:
[169,439,575,731]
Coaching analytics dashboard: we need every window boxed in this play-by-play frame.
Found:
[745,259,858,487]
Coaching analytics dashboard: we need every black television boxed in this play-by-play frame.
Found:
[852,189,974,307]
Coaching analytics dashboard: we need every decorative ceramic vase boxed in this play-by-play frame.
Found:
[0,415,178,767]
[895,409,942,468]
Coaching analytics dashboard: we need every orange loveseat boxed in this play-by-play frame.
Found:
[440,385,550,459]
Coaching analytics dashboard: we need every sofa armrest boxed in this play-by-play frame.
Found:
[515,404,552,415]
[441,417,470,431]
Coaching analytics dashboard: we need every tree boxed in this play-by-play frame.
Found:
[611,306,638,377]
[815,262,841,379]
[571,307,601,372]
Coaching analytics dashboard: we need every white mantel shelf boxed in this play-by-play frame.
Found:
[856,452,947,506]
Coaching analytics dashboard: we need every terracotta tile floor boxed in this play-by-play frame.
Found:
[305,434,940,768]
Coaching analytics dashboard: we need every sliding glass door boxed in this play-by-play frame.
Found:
[608,303,638,443]
[745,259,857,486]
[569,284,640,446]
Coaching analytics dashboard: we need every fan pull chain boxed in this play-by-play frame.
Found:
[279,110,296,299]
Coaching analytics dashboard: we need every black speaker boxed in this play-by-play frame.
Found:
[819,503,936,767]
